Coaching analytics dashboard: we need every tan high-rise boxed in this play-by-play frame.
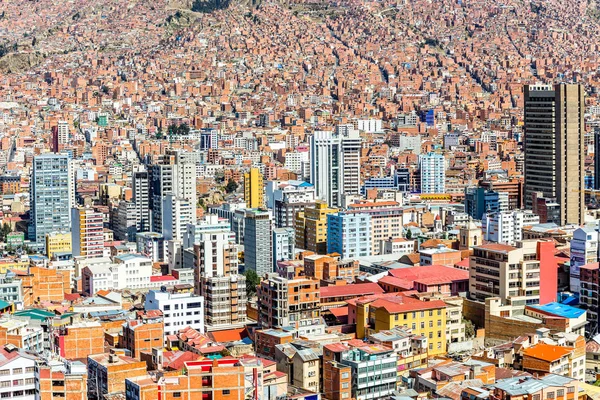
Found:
[524,83,584,225]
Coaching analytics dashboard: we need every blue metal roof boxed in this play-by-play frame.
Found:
[529,302,585,319]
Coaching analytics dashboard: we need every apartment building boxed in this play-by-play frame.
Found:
[482,210,540,246]
[295,201,338,254]
[46,232,72,259]
[339,344,398,400]
[570,227,598,294]
[144,289,205,337]
[257,274,321,334]
[303,254,358,283]
[580,262,599,335]
[87,352,147,400]
[523,340,586,379]
[125,358,265,400]
[0,344,37,400]
[485,374,580,400]
[71,206,104,259]
[469,240,558,305]
[348,292,448,356]
[244,167,265,208]
[327,212,372,258]
[52,321,104,360]
[122,318,164,360]
[347,200,404,255]
[36,358,87,400]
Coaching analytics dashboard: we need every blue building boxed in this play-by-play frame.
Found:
[464,187,509,220]
[29,154,72,250]
[327,212,371,259]
[419,153,445,194]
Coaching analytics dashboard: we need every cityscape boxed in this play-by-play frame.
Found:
[2,0,600,399]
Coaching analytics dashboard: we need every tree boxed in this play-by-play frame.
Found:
[177,123,190,136]
[0,223,11,242]
[464,319,475,338]
[405,229,412,239]
[244,269,260,298]
[225,179,238,193]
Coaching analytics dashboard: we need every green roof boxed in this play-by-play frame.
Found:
[13,309,55,320]
[0,300,10,310]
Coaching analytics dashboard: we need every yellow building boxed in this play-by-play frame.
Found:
[243,167,264,208]
[0,258,29,274]
[46,232,72,259]
[350,293,448,356]
[295,201,338,254]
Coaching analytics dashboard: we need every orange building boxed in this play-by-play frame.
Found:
[254,329,294,359]
[37,360,88,400]
[53,321,105,360]
[125,358,264,400]
[303,254,359,283]
[17,266,70,306]
[87,351,148,399]
[322,343,352,400]
[122,319,164,360]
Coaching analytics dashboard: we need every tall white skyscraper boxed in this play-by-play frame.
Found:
[309,127,361,207]
[419,152,445,194]
[162,195,193,241]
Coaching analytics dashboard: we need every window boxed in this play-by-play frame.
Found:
[342,383,349,389]
[534,395,540,400]
[342,372,349,379]
[568,387,575,394]
[557,390,564,397]
[547,392,555,399]
[0,370,8,376]
[173,393,181,398]
[12,368,22,374]
[223,390,231,395]
[420,322,425,329]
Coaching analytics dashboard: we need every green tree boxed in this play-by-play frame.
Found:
[0,223,11,242]
[405,229,412,239]
[156,127,163,139]
[177,123,190,136]
[244,269,260,298]
[464,319,475,338]
[225,179,238,193]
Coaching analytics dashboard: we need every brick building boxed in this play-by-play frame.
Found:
[87,351,147,399]
[52,321,104,360]
[122,318,164,360]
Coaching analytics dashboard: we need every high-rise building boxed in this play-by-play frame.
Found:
[243,167,264,208]
[482,210,540,246]
[29,154,72,250]
[150,155,196,233]
[464,187,509,220]
[243,209,272,276]
[257,273,320,331]
[524,83,584,225]
[186,215,247,331]
[294,201,338,254]
[273,227,295,267]
[469,240,558,305]
[570,227,599,293]
[162,195,193,241]
[327,212,372,259]
[71,206,104,259]
[595,127,600,190]
[133,171,150,233]
[266,180,316,228]
[419,152,445,194]
[309,128,361,207]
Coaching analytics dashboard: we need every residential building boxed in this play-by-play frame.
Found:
[133,170,151,233]
[270,181,316,228]
[244,167,265,208]
[0,344,37,400]
[469,240,558,305]
[0,318,44,353]
[464,187,509,220]
[52,321,105,360]
[419,246,462,267]
[295,202,338,254]
[162,195,193,242]
[522,339,586,379]
[482,210,540,246]
[257,274,321,334]
[419,152,445,194]
[29,154,72,250]
[71,206,104,259]
[188,215,247,331]
[580,262,599,336]
[347,200,404,255]
[36,358,87,400]
[87,351,147,400]
[46,232,72,259]
[18,266,70,306]
[524,83,584,225]
[347,292,448,355]
[485,374,581,400]
[327,212,372,259]
[255,329,294,359]
[125,358,265,400]
[382,238,415,255]
[411,359,495,394]
[531,192,561,224]
[122,318,164,360]
[244,209,272,276]
[570,226,598,294]
[273,227,295,267]
[479,179,524,210]
[145,289,205,337]
[309,128,361,207]
[339,344,398,400]
[303,254,359,283]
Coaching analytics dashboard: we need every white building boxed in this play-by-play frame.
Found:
[81,254,153,294]
[273,227,295,267]
[419,153,445,194]
[357,119,383,133]
[482,210,540,246]
[284,151,310,176]
[0,344,37,400]
[162,195,194,242]
[382,238,415,256]
[570,226,599,293]
[0,318,44,354]
[145,290,205,337]
[397,135,421,155]
[310,128,361,207]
